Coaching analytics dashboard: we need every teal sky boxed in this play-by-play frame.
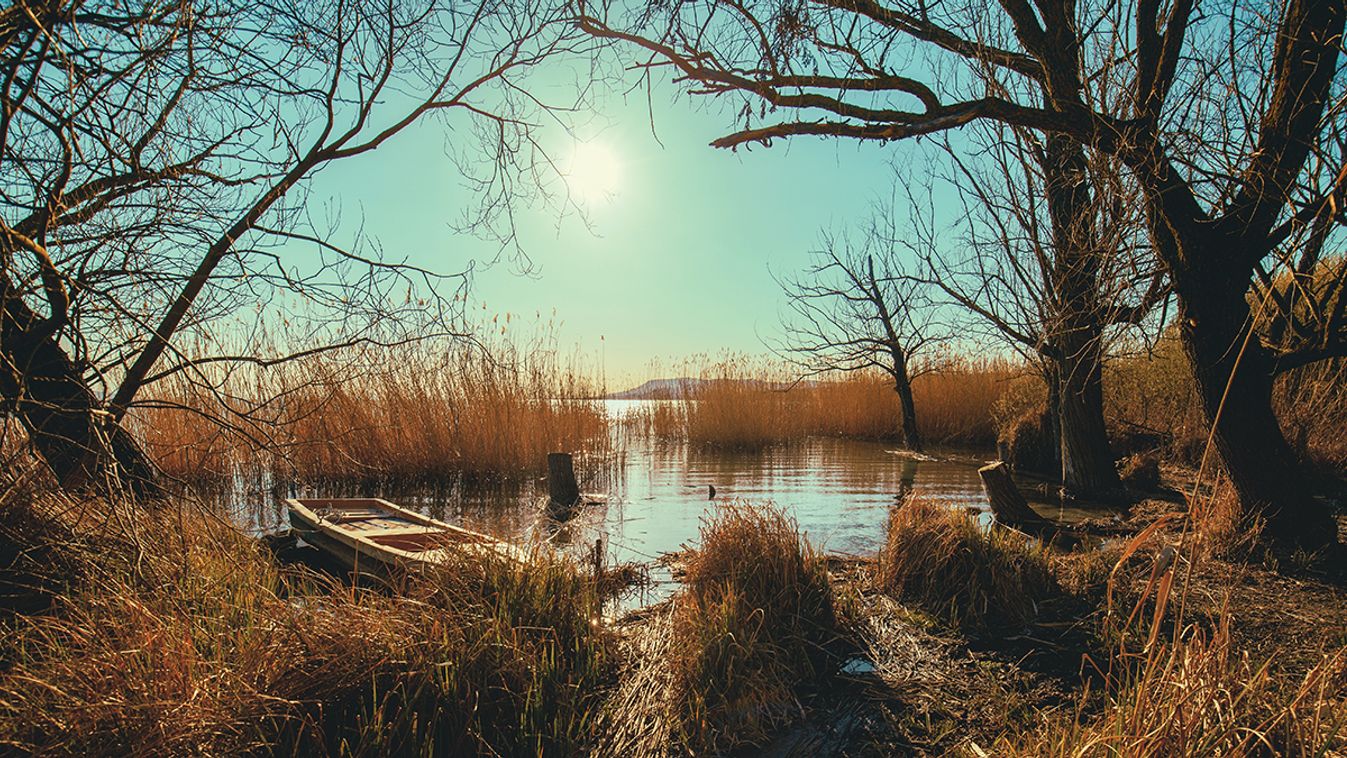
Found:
[302,70,915,389]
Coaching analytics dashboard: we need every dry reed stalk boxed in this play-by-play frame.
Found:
[591,608,680,758]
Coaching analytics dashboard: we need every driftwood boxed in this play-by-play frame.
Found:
[977,461,1054,531]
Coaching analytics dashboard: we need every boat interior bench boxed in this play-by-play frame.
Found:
[367,530,491,552]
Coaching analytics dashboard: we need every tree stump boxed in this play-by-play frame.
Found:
[547,452,580,519]
[978,461,1053,530]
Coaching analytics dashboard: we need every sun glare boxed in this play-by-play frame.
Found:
[564,140,621,205]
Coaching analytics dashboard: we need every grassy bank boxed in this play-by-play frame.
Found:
[0,479,840,756]
[0,478,1344,755]
[0,481,613,755]
[868,490,1347,756]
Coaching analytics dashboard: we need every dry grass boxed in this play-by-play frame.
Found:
[1188,477,1257,560]
[1005,561,1347,758]
[131,335,607,486]
[641,355,1015,450]
[1104,334,1206,462]
[876,498,1057,633]
[0,483,613,756]
[1006,628,1347,756]
[670,502,837,751]
[1273,359,1347,471]
[995,467,1347,758]
[595,501,837,756]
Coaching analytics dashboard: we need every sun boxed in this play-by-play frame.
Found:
[564,140,621,205]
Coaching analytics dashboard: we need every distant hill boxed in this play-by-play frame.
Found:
[605,377,821,400]
[605,378,701,400]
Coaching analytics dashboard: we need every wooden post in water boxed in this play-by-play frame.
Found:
[591,538,604,579]
[547,452,580,519]
[978,461,1053,531]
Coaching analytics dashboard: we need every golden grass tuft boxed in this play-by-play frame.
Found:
[876,498,1057,633]
[667,501,838,753]
[594,501,837,756]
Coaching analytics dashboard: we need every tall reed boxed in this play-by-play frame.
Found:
[642,354,1015,450]
[132,333,608,486]
[1106,330,1347,466]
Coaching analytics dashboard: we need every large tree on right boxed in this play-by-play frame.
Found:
[582,0,1347,548]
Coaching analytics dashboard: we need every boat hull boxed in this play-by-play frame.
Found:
[288,506,403,577]
[284,498,517,580]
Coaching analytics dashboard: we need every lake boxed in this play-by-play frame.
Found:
[234,399,1080,605]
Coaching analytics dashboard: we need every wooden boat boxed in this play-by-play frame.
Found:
[286,498,520,576]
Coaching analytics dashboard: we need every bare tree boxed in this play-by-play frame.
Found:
[903,121,1165,496]
[1,0,589,492]
[579,0,1347,549]
[776,226,942,451]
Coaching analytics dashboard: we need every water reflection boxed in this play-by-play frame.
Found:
[227,400,1080,605]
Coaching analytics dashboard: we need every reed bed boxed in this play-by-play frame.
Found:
[640,355,1015,450]
[131,336,607,486]
[0,484,613,756]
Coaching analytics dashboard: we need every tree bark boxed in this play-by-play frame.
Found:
[1042,362,1064,475]
[1042,134,1121,497]
[0,281,159,495]
[1179,282,1335,549]
[1055,339,1121,497]
[893,374,923,453]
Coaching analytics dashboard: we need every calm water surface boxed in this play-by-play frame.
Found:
[232,400,1082,604]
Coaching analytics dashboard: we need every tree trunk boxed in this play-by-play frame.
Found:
[1042,362,1063,474]
[1055,341,1121,497]
[893,375,923,453]
[1042,134,1121,498]
[1179,284,1335,549]
[978,461,1052,530]
[0,282,158,495]
[546,451,580,519]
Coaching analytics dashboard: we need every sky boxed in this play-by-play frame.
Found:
[301,64,924,390]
